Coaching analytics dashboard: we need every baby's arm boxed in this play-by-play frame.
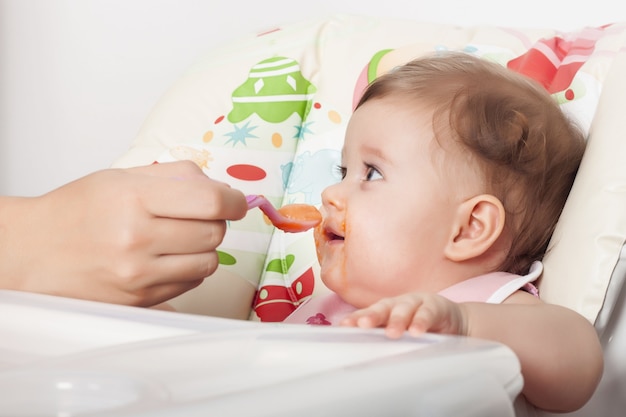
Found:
[340,292,603,413]
[463,292,603,412]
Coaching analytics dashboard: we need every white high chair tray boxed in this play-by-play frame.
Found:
[0,290,522,417]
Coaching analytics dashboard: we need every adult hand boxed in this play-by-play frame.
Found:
[0,161,247,306]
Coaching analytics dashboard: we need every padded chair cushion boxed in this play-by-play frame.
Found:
[112,14,626,326]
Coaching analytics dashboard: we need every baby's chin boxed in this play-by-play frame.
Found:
[320,272,362,306]
[319,267,346,293]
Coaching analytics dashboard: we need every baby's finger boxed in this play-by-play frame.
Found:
[338,315,360,327]
[385,302,422,339]
[340,301,392,328]
[340,309,380,328]
[408,306,436,337]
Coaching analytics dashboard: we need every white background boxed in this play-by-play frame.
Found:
[1,0,622,196]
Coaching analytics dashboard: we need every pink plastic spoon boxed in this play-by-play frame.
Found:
[246,194,321,233]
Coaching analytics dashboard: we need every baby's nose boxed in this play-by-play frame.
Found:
[321,182,345,212]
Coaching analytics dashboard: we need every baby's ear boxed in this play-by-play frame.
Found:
[444,195,505,262]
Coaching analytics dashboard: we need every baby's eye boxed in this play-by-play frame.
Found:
[365,165,383,181]
[335,165,347,180]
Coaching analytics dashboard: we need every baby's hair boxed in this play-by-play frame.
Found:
[357,51,586,274]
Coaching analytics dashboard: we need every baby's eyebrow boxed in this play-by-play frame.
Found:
[361,144,390,163]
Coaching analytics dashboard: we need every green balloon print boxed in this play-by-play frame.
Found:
[217,250,237,266]
[265,254,296,274]
[228,57,317,124]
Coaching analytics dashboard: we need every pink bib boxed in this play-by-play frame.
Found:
[283,261,542,326]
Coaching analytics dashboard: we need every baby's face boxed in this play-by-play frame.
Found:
[315,97,470,308]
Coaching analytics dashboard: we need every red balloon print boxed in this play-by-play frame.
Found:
[226,164,267,181]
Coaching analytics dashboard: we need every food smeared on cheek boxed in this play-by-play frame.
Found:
[341,216,348,290]
[314,222,324,263]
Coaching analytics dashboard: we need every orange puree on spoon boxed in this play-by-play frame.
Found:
[274,204,322,233]
[246,195,322,233]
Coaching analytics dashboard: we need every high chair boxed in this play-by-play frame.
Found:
[1,13,625,417]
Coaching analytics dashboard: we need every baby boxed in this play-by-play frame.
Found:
[285,52,603,412]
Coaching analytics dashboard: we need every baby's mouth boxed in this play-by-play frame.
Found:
[324,225,345,242]
[328,231,344,241]
[316,218,345,244]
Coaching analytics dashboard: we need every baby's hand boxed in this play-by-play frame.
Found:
[340,293,467,339]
